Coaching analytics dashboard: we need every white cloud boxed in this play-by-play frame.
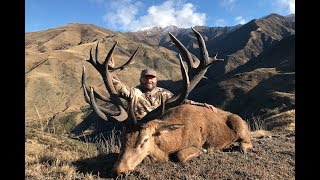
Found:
[221,0,238,11]
[215,19,225,27]
[101,0,206,31]
[102,0,143,31]
[234,16,246,25]
[275,0,295,14]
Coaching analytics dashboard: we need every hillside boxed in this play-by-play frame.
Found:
[25,23,182,122]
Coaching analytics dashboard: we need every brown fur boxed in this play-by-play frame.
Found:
[113,104,253,174]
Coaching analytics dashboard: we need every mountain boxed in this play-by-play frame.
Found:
[25,23,182,121]
[129,13,294,80]
[25,13,295,132]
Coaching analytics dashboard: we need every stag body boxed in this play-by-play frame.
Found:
[113,104,253,174]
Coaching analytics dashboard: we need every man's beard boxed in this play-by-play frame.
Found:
[143,83,156,91]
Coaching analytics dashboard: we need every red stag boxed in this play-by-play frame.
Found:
[81,27,253,175]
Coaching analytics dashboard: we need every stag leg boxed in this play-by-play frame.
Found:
[175,146,203,162]
[227,114,253,153]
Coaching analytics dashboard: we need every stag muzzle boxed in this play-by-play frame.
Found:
[113,147,150,175]
[112,163,133,175]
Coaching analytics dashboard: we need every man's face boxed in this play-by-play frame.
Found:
[140,75,157,91]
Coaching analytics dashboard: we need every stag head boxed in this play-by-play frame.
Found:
[113,120,185,174]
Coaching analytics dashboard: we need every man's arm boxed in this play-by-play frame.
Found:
[183,99,218,113]
[108,56,132,99]
[161,87,218,113]
[112,77,132,99]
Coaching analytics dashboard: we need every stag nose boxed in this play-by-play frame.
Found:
[112,165,132,175]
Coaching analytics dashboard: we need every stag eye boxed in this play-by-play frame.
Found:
[140,138,149,148]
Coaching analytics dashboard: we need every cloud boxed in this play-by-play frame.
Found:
[88,0,105,4]
[221,0,238,11]
[102,0,143,30]
[234,16,246,24]
[275,0,295,14]
[222,0,237,5]
[101,0,206,31]
[215,19,225,27]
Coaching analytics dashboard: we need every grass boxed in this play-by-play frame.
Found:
[264,109,295,131]
[246,115,267,132]
[45,112,80,134]
[246,109,295,132]
[25,116,121,179]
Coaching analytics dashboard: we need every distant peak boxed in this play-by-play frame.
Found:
[259,13,287,20]
[135,25,180,32]
[135,26,162,32]
[65,22,81,27]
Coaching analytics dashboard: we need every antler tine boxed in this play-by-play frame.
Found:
[165,54,190,105]
[168,33,200,69]
[102,42,118,69]
[125,100,138,125]
[192,27,224,66]
[112,47,140,72]
[94,42,99,64]
[88,87,125,120]
[87,43,99,67]
[83,85,119,115]
[82,65,111,103]
[89,87,108,120]
[191,27,210,67]
[211,52,224,61]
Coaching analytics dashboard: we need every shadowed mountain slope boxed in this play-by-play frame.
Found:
[191,34,295,130]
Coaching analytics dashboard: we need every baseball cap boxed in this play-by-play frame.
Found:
[140,68,157,77]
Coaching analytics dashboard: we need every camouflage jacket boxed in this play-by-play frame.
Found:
[113,78,206,120]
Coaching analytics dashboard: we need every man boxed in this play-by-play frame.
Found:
[110,59,218,120]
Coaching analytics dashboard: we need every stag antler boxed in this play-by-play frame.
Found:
[82,41,139,122]
[82,27,221,125]
[139,27,223,123]
[169,27,223,93]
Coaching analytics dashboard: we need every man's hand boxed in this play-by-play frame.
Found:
[204,103,218,113]
[108,56,115,68]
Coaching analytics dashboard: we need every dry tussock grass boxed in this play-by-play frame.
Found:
[26,119,105,179]
[264,109,295,131]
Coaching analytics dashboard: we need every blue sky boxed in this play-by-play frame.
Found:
[26,0,295,33]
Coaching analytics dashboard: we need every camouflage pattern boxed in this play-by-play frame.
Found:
[113,78,205,120]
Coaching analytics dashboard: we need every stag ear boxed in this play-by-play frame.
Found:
[154,123,185,135]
